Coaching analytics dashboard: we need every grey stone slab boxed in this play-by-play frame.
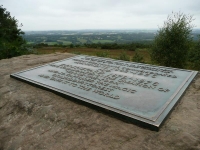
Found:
[10,55,198,130]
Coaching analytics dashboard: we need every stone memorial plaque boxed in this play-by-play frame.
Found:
[10,55,198,130]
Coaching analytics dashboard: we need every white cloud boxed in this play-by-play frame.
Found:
[1,0,200,30]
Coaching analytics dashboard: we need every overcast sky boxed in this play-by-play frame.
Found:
[1,0,200,31]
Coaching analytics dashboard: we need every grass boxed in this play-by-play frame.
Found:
[57,40,72,45]
[117,35,122,39]
[35,46,151,63]
[60,37,68,40]
[77,38,87,43]
[40,37,47,40]
[45,42,57,45]
[27,42,35,44]
[92,40,114,43]
[33,46,198,70]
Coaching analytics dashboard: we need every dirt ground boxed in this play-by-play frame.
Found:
[0,53,200,150]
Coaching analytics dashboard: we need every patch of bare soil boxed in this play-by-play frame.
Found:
[0,53,200,150]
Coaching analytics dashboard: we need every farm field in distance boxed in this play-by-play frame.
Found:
[23,29,200,46]
[23,30,156,45]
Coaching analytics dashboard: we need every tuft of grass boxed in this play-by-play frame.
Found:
[71,50,81,55]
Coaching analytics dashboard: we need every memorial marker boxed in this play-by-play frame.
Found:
[10,55,198,130]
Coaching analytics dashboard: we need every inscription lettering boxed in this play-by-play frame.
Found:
[38,56,176,100]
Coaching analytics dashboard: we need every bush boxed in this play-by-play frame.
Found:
[132,52,144,63]
[96,50,109,57]
[33,43,48,48]
[69,44,74,48]
[118,51,130,61]
[151,12,194,68]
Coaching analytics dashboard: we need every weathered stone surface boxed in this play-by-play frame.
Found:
[0,53,200,150]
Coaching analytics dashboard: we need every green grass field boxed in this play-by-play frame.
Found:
[57,40,72,45]
[92,40,114,43]
[60,37,68,40]
[77,38,87,43]
[27,42,35,44]
[45,42,57,45]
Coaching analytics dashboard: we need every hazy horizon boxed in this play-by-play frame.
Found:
[23,28,200,32]
[24,28,158,31]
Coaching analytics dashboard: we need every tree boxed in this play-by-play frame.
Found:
[188,35,200,70]
[151,12,194,68]
[69,43,74,48]
[0,5,26,59]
